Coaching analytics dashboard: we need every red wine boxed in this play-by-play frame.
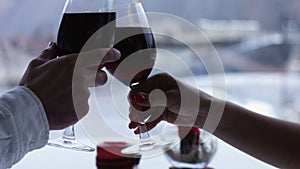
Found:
[105,27,156,86]
[57,12,116,56]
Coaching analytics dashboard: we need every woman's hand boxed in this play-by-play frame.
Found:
[128,73,211,134]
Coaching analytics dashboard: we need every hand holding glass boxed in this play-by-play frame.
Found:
[47,0,116,152]
[105,1,171,154]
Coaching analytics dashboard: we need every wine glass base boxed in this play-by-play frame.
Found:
[47,137,95,152]
[121,138,172,155]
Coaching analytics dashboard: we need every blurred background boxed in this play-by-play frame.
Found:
[1,0,300,122]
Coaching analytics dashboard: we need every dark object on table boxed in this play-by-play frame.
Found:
[96,142,141,169]
[179,126,200,155]
[165,126,217,168]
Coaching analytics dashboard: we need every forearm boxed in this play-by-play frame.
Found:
[209,99,300,168]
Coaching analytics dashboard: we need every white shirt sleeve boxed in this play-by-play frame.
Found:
[0,86,50,169]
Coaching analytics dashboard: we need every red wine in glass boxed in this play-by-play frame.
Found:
[105,27,156,87]
[57,12,116,56]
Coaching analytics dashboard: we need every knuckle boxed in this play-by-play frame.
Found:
[159,72,169,77]
[29,59,43,67]
[42,48,51,53]
[64,56,76,67]
[60,54,77,67]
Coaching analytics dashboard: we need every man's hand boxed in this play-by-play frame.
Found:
[19,42,120,130]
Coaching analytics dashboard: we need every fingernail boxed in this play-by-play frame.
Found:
[134,129,140,135]
[113,48,121,59]
[128,122,134,129]
[134,93,146,104]
[48,42,54,48]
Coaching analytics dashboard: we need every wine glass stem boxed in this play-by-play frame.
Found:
[130,85,155,150]
[139,124,150,139]
[62,125,76,140]
[138,123,154,151]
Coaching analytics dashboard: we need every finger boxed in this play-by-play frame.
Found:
[128,106,143,122]
[132,109,179,134]
[94,70,108,86]
[143,106,165,123]
[128,107,178,134]
[85,70,108,87]
[79,48,120,68]
[128,121,139,129]
[128,92,146,110]
[129,115,162,130]
[137,73,178,92]
[129,106,138,122]
[40,42,57,60]
[100,48,121,65]
[128,106,152,124]
[129,108,175,134]
[131,89,178,109]
[132,116,163,134]
[129,104,165,126]
[133,92,150,107]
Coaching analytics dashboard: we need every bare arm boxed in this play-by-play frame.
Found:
[128,73,300,169]
[211,99,300,169]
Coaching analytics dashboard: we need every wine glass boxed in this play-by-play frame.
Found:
[47,0,116,152]
[105,0,171,154]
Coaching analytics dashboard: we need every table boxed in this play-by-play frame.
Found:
[12,72,300,169]
[12,125,276,169]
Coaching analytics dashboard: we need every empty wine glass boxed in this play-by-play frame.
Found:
[47,0,116,152]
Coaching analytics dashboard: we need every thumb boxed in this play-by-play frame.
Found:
[40,42,57,60]
[133,89,179,109]
[101,48,121,64]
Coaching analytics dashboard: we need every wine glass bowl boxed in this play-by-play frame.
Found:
[57,12,115,56]
[56,0,116,56]
[105,3,156,86]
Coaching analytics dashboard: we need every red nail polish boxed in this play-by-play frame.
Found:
[129,122,134,129]
[134,129,139,135]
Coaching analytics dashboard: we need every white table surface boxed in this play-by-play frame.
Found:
[12,125,276,169]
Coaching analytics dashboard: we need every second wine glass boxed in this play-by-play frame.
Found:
[105,1,171,154]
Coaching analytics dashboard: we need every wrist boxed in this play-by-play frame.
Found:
[196,92,226,134]
[196,91,212,128]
